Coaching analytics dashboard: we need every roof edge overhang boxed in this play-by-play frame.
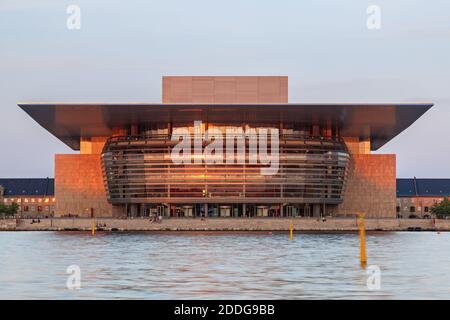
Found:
[18,102,433,151]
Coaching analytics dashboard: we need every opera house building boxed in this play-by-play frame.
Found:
[19,76,432,218]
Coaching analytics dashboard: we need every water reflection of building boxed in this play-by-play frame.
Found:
[0,178,55,217]
[18,76,432,219]
[396,178,450,218]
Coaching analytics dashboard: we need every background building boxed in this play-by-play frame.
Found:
[0,178,55,218]
[18,76,432,218]
[396,178,450,218]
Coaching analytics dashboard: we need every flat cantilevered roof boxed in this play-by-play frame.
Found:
[18,102,432,151]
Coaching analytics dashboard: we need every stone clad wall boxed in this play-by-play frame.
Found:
[0,219,16,230]
[344,137,371,154]
[55,154,113,217]
[162,76,288,103]
[335,154,396,218]
[14,217,441,232]
[80,137,108,154]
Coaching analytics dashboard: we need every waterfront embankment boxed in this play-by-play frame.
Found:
[1,217,450,232]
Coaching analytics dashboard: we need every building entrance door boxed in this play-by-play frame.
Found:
[304,204,311,217]
[286,206,297,217]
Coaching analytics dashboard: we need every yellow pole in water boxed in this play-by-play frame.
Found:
[358,213,367,267]
[91,219,95,236]
[289,222,293,241]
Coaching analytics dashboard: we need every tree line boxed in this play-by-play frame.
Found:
[0,202,19,218]
[431,197,450,219]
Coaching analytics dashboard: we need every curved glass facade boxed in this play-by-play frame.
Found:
[101,130,350,206]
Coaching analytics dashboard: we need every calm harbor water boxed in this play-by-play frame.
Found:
[0,231,449,299]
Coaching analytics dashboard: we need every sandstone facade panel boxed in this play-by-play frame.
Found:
[336,154,396,218]
[55,154,112,217]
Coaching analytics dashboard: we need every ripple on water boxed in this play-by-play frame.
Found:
[0,231,449,299]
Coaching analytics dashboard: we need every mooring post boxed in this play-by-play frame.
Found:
[289,222,293,241]
[91,209,95,236]
[358,212,367,267]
